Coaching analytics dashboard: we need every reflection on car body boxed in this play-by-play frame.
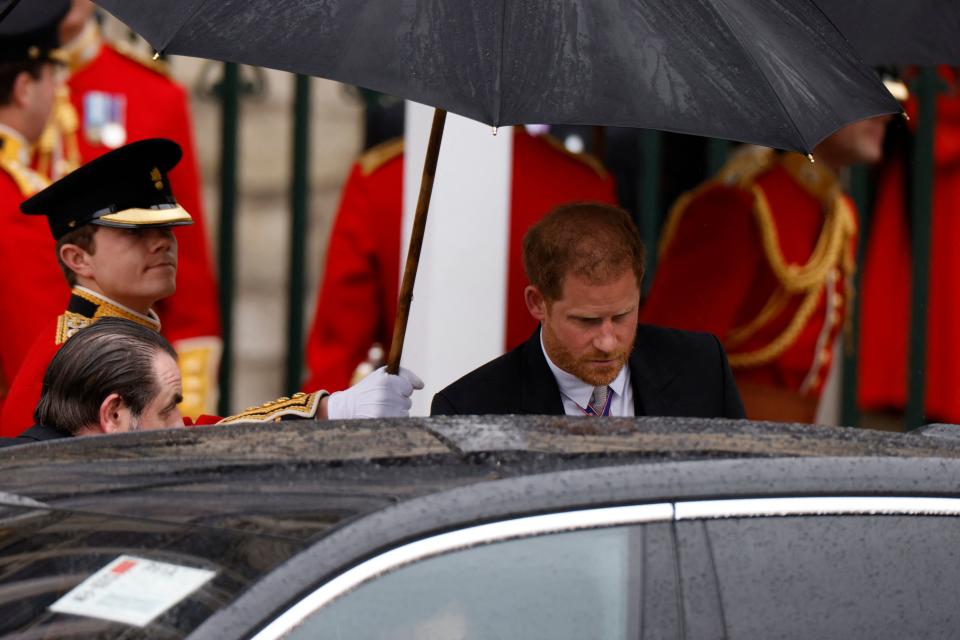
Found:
[0,416,959,638]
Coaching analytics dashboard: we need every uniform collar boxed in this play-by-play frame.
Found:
[0,123,30,167]
[539,330,628,410]
[62,21,103,72]
[72,286,161,331]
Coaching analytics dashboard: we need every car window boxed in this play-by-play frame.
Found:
[0,505,304,639]
[284,523,679,640]
[676,514,960,639]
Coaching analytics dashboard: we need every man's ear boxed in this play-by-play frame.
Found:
[59,242,95,280]
[524,285,547,322]
[10,70,35,110]
[98,393,129,434]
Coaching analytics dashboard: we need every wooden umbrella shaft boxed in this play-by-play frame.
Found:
[386,108,447,375]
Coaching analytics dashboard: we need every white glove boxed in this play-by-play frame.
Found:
[326,366,424,419]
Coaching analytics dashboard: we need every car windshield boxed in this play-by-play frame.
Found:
[0,504,306,639]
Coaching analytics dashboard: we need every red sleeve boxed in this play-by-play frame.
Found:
[0,180,69,388]
[640,186,763,339]
[0,323,60,437]
[303,164,389,392]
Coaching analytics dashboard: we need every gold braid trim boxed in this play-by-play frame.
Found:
[725,288,790,350]
[55,311,93,345]
[748,184,856,293]
[174,337,222,418]
[217,391,327,424]
[36,86,81,180]
[727,288,823,368]
[727,189,857,369]
[73,288,161,330]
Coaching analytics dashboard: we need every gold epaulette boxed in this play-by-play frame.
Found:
[0,161,49,197]
[110,39,170,77]
[217,391,328,424]
[55,311,93,345]
[358,137,404,176]
[539,133,609,179]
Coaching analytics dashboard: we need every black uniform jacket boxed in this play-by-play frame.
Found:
[0,423,71,449]
[431,325,746,418]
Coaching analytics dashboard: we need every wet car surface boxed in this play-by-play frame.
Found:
[1,416,959,638]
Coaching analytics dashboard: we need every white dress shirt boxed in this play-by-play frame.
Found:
[540,333,635,417]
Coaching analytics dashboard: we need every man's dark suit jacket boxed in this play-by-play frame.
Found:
[0,423,70,449]
[431,325,745,418]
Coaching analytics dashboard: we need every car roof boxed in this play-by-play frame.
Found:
[1,416,958,541]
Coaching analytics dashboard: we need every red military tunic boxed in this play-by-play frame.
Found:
[0,287,163,436]
[859,68,960,421]
[303,129,617,392]
[30,23,221,416]
[641,149,857,422]
[0,127,59,416]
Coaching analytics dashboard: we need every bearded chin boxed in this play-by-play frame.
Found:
[542,324,633,386]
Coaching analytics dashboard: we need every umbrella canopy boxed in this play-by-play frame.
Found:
[96,0,899,154]
[818,0,960,65]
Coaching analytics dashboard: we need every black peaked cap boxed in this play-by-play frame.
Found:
[21,138,193,240]
[0,0,70,63]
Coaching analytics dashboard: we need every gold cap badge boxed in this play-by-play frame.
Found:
[150,167,163,190]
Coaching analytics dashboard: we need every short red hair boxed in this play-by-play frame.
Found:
[522,202,646,301]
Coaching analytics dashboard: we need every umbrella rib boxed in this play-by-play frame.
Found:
[0,0,23,25]
[157,0,215,55]
[707,1,811,154]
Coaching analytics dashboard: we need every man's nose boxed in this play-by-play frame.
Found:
[593,321,617,352]
[148,229,175,251]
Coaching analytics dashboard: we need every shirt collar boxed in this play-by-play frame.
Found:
[540,329,629,409]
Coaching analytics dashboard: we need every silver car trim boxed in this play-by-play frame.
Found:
[674,496,960,520]
[250,503,675,640]
[253,495,960,639]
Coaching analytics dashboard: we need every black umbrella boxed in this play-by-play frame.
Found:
[818,0,960,66]
[95,0,900,374]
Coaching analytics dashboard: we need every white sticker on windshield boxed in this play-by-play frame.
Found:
[49,555,216,627]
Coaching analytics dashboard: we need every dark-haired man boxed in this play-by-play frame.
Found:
[22,317,184,444]
[431,202,744,418]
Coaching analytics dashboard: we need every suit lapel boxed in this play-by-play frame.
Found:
[519,328,565,415]
[629,327,677,416]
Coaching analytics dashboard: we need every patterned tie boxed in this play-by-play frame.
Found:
[587,385,611,416]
